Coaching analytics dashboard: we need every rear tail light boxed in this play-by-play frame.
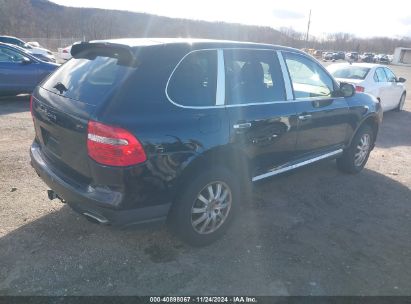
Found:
[62,49,68,53]
[355,86,365,93]
[87,120,146,167]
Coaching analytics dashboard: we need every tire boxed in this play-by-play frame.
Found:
[169,167,239,246]
[337,125,374,174]
[395,92,406,112]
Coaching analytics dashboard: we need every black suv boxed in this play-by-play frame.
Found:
[332,51,345,61]
[361,53,376,63]
[30,39,382,245]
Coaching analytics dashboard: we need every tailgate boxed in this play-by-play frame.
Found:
[32,87,95,181]
[31,42,139,181]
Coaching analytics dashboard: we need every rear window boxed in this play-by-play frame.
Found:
[42,49,137,105]
[330,66,370,80]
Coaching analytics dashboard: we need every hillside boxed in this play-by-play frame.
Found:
[0,0,290,44]
[0,0,410,53]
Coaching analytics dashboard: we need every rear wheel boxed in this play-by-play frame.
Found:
[396,93,406,112]
[337,125,374,174]
[169,167,239,246]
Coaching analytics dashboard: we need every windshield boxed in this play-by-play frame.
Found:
[330,66,370,80]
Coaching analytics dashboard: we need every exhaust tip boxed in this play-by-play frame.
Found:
[83,212,109,225]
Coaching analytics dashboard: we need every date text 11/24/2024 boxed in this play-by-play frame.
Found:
[149,297,258,303]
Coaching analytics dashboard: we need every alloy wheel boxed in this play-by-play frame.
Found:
[191,181,232,234]
[354,133,371,167]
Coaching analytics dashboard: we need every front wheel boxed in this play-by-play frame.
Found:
[396,93,406,112]
[337,125,374,174]
[169,167,239,246]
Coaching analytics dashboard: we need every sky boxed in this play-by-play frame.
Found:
[51,0,411,38]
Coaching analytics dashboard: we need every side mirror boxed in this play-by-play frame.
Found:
[398,77,406,83]
[340,82,355,97]
[21,57,31,65]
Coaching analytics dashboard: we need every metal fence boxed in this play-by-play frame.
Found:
[20,37,84,51]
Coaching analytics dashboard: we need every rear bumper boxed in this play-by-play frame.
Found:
[30,142,171,226]
[67,200,171,226]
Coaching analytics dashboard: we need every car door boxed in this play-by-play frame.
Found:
[281,51,350,157]
[0,46,38,95]
[224,49,299,179]
[384,67,404,108]
[374,67,391,110]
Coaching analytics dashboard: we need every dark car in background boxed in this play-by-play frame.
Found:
[345,52,359,61]
[0,43,58,96]
[322,51,334,61]
[332,51,345,60]
[30,39,382,246]
[361,53,376,63]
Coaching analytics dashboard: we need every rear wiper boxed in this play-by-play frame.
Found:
[53,82,68,94]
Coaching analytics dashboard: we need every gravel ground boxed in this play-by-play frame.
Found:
[0,65,411,296]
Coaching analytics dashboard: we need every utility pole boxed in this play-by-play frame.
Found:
[305,9,311,49]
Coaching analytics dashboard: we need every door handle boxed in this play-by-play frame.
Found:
[233,122,252,129]
[298,114,312,121]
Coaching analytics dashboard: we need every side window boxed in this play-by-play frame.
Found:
[373,72,379,82]
[0,47,24,63]
[6,37,24,47]
[375,68,388,82]
[224,49,285,104]
[284,52,334,99]
[168,50,217,107]
[384,68,396,82]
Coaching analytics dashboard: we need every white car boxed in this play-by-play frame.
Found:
[27,41,40,48]
[57,42,79,61]
[25,44,56,63]
[327,63,407,112]
[57,45,72,61]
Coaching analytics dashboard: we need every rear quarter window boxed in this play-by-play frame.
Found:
[167,50,217,107]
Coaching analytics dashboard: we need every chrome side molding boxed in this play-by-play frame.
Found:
[252,149,343,182]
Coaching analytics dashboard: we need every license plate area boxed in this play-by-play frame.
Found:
[41,127,61,157]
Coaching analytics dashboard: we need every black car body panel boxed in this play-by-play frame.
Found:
[30,39,382,227]
[345,92,382,145]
